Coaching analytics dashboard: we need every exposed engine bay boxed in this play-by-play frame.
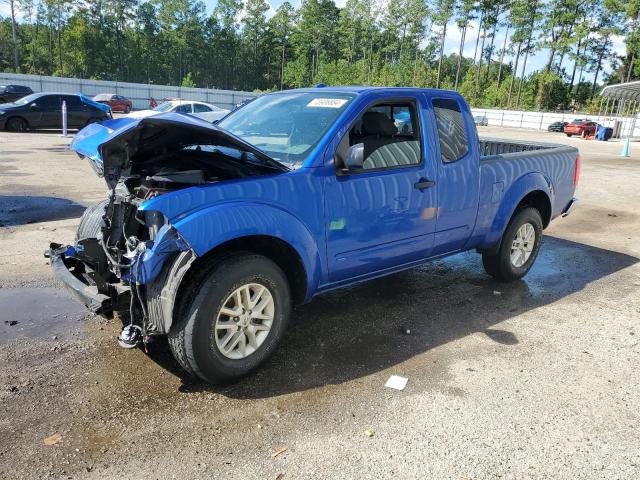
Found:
[48,117,288,347]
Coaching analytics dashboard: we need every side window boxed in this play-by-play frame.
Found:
[432,98,468,163]
[194,103,212,113]
[62,95,81,108]
[176,103,192,113]
[6,86,16,93]
[338,101,422,171]
[38,95,60,107]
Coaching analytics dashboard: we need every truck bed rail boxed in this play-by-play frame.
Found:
[479,138,558,157]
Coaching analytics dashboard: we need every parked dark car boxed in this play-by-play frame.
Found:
[93,93,133,113]
[0,84,34,103]
[547,121,568,132]
[0,92,111,132]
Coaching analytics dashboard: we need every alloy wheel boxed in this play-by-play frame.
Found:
[510,222,535,268]
[214,283,275,360]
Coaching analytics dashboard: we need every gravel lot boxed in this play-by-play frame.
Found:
[0,126,639,479]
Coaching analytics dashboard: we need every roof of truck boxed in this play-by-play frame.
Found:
[282,85,460,96]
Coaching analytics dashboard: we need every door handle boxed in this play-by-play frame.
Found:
[414,179,435,190]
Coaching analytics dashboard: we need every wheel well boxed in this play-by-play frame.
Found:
[516,190,551,228]
[193,235,308,305]
[6,116,29,128]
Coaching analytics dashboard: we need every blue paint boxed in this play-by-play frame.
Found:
[72,87,578,301]
[80,94,111,113]
[122,225,190,284]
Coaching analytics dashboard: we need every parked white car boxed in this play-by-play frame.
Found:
[127,100,230,123]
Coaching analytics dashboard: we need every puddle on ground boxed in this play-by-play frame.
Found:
[0,195,85,226]
[0,287,88,344]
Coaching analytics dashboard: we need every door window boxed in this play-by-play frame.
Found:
[175,103,192,113]
[337,101,421,171]
[432,98,468,163]
[37,95,60,108]
[193,103,212,113]
[61,95,82,108]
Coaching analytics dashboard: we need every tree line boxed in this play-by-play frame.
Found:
[1,0,639,111]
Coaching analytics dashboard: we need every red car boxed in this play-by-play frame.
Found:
[563,119,598,137]
[93,93,133,113]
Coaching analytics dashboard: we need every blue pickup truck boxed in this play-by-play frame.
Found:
[48,87,579,384]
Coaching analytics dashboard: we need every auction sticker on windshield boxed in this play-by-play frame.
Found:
[307,98,348,108]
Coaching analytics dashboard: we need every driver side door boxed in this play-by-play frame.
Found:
[323,95,438,283]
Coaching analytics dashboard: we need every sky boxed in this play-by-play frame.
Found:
[1,0,627,84]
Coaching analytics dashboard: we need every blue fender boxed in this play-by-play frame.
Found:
[158,201,321,301]
[483,172,553,248]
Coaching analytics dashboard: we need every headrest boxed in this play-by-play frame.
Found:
[362,111,398,136]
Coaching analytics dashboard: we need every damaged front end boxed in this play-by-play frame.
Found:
[47,113,286,345]
[46,200,194,335]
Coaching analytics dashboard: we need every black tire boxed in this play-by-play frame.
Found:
[6,117,28,132]
[482,207,543,282]
[75,199,108,241]
[124,106,131,114]
[168,253,291,384]
[565,133,572,137]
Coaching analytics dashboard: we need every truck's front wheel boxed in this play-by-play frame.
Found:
[168,253,291,384]
[76,199,108,241]
[482,207,543,282]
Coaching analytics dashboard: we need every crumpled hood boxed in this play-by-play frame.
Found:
[70,112,287,175]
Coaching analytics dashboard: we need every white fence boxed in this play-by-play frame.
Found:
[0,72,256,110]
[3,71,639,137]
[471,107,640,138]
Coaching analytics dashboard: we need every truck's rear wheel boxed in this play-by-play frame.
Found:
[76,199,108,241]
[482,207,543,282]
[168,253,291,384]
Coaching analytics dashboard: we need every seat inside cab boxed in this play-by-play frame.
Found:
[337,102,421,171]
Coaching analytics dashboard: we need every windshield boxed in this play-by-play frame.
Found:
[218,91,355,165]
[13,93,42,105]
[153,102,177,112]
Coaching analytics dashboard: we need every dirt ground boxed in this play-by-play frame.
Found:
[0,126,639,480]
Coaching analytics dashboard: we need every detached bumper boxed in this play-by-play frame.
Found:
[562,197,578,217]
[45,244,113,316]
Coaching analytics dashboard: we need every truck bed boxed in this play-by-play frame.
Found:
[472,137,578,249]
[479,138,568,157]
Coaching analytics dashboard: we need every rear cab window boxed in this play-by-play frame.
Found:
[431,98,469,163]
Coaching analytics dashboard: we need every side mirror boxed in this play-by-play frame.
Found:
[339,143,364,174]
